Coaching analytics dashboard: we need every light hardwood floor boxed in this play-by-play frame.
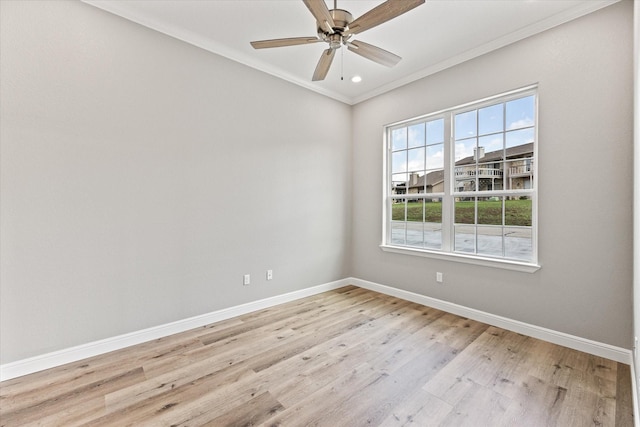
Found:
[0,286,634,426]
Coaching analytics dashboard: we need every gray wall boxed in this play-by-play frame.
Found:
[0,0,352,364]
[351,1,633,349]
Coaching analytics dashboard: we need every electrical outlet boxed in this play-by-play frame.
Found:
[436,272,443,283]
[243,274,250,286]
[267,269,273,280]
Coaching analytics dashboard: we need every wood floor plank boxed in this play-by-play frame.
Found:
[106,350,248,413]
[134,369,268,426]
[499,374,568,426]
[266,353,363,409]
[0,286,632,426]
[423,327,528,405]
[236,285,369,325]
[616,363,634,427]
[438,381,513,427]
[322,341,458,426]
[87,364,258,426]
[262,302,436,408]
[555,370,617,427]
[263,305,448,410]
[201,391,284,427]
[143,314,301,378]
[261,362,385,426]
[0,334,204,416]
[247,314,371,373]
[324,304,442,360]
[0,367,145,426]
[378,389,453,427]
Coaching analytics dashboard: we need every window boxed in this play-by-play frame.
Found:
[383,86,538,270]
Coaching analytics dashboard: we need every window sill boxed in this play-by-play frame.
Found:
[379,244,541,273]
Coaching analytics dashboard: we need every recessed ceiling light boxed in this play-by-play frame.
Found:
[351,75,362,83]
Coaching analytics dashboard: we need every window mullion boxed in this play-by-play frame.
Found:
[442,116,453,252]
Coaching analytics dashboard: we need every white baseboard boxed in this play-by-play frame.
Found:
[349,277,633,365]
[1,276,632,382]
[0,279,350,382]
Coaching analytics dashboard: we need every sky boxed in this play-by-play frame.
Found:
[391,94,535,179]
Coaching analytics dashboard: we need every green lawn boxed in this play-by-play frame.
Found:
[392,198,531,226]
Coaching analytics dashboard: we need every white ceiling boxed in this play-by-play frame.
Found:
[84,0,618,105]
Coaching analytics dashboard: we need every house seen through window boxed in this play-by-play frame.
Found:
[384,87,537,266]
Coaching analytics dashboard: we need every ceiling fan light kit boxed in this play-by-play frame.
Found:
[250,0,425,81]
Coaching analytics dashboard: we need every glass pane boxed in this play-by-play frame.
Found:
[504,227,532,261]
[506,158,534,190]
[391,173,408,195]
[407,147,425,172]
[425,197,442,223]
[477,226,503,257]
[506,128,534,149]
[455,198,475,224]
[390,222,406,245]
[506,95,535,130]
[455,177,475,193]
[479,103,504,136]
[405,172,423,194]
[391,127,407,151]
[408,123,425,148]
[505,196,532,226]
[392,200,406,221]
[477,197,502,225]
[424,197,442,250]
[424,223,442,250]
[426,144,444,170]
[424,169,444,194]
[478,134,503,157]
[455,138,476,163]
[392,150,407,173]
[406,199,424,222]
[455,110,477,139]
[477,162,503,192]
[426,118,444,144]
[455,225,475,253]
[406,221,424,247]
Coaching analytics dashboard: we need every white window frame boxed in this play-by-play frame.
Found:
[381,85,540,272]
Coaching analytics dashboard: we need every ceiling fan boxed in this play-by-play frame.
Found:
[250,0,425,81]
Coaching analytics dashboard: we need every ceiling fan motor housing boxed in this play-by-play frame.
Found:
[317,9,353,47]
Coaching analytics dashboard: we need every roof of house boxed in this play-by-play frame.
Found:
[455,142,533,166]
[400,142,533,190]
[408,169,444,189]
